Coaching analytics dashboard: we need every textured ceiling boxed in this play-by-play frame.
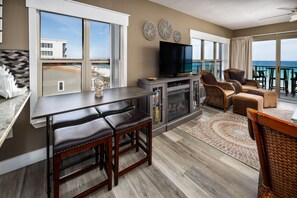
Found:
[150,0,297,30]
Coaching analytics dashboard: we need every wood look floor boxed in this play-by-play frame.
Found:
[4,101,296,198]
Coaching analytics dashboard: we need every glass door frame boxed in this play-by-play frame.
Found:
[253,32,297,98]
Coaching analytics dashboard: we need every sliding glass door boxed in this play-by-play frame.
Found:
[252,36,297,101]
[280,38,297,100]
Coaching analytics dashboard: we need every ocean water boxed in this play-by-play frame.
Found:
[253,60,297,67]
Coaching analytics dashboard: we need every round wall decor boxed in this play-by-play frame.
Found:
[173,31,182,43]
[143,22,157,41]
[158,19,172,40]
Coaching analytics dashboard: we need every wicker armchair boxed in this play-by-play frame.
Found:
[247,108,297,198]
[200,71,235,112]
[224,68,260,93]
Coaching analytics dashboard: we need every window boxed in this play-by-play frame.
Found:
[191,30,229,80]
[192,38,202,74]
[28,0,129,127]
[40,12,82,60]
[90,21,111,89]
[204,41,214,60]
[39,12,121,96]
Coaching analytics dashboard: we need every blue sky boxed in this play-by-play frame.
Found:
[252,39,297,61]
[40,12,110,59]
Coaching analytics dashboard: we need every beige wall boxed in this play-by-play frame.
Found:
[77,0,233,86]
[233,21,297,37]
[0,0,232,161]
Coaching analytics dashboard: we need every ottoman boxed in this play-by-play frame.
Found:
[233,93,263,116]
[246,89,277,108]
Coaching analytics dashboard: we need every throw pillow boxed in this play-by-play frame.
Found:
[202,72,217,85]
[229,70,246,84]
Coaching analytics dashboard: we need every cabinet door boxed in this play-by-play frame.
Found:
[190,79,200,112]
[151,84,166,129]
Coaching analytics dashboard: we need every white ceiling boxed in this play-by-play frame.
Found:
[150,0,297,30]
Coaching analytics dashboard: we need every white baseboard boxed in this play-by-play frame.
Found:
[0,146,52,175]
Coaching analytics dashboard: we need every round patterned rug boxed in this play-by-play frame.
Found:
[185,109,294,170]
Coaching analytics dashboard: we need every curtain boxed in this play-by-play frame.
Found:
[230,36,253,78]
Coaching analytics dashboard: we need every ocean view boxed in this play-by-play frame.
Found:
[253,60,297,67]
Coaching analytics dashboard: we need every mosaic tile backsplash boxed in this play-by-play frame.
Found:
[0,50,29,88]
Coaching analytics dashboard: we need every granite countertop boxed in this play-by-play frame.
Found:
[0,91,31,147]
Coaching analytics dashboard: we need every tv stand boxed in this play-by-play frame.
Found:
[138,76,202,135]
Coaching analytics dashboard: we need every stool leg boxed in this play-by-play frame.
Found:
[95,146,99,163]
[53,154,61,198]
[106,137,112,191]
[148,122,152,166]
[114,133,120,186]
[136,130,139,152]
[130,132,134,147]
[100,144,104,170]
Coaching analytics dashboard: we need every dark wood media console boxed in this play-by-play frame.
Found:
[138,75,202,135]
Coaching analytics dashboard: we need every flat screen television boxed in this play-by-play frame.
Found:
[159,41,193,77]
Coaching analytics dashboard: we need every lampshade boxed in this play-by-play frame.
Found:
[290,14,297,22]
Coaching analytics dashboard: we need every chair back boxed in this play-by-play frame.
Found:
[224,68,246,84]
[200,70,217,85]
[247,108,297,197]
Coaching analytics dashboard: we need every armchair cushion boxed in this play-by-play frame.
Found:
[201,72,217,85]
[228,70,246,85]
[224,90,235,97]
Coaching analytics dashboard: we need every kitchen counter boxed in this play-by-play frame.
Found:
[0,91,31,147]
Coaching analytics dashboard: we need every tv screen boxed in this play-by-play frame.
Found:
[159,41,193,77]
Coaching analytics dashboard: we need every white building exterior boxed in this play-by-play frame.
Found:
[40,39,67,58]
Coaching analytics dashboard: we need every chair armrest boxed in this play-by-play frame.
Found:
[225,79,243,93]
[203,84,226,98]
[245,79,260,88]
[217,82,235,91]
[248,119,255,140]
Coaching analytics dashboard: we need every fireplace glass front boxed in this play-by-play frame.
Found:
[167,89,190,122]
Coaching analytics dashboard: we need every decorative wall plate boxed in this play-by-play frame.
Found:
[158,19,172,40]
[143,21,157,41]
[173,31,182,43]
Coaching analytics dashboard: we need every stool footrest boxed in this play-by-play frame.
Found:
[73,179,109,198]
[60,162,100,184]
[118,157,149,177]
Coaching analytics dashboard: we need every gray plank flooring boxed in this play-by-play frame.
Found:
[0,106,264,198]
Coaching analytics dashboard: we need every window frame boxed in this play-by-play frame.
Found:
[190,30,230,80]
[27,0,130,128]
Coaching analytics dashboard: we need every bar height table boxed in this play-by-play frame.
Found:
[31,87,155,197]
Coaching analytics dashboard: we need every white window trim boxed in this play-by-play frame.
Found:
[190,29,230,79]
[27,0,129,128]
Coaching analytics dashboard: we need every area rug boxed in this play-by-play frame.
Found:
[185,109,294,170]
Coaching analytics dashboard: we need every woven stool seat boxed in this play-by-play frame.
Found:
[52,107,99,130]
[96,101,134,117]
[104,109,152,186]
[54,118,112,154]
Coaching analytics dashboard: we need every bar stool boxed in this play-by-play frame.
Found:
[105,109,152,186]
[52,107,100,131]
[53,118,113,197]
[96,101,135,149]
[95,101,134,117]
[52,107,101,168]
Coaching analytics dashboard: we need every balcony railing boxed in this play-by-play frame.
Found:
[253,65,297,98]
